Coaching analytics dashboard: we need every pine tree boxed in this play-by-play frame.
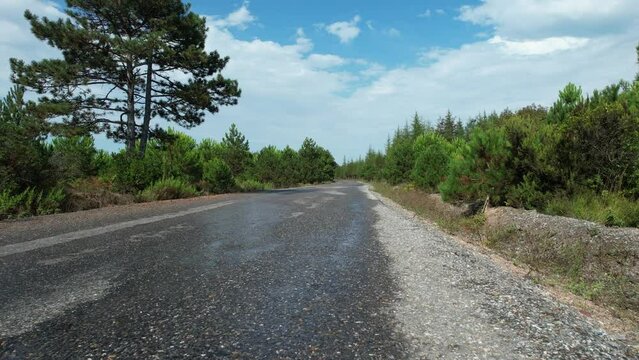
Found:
[410,112,426,140]
[221,123,251,177]
[436,110,460,141]
[11,0,240,156]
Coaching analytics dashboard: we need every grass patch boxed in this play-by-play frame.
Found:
[0,187,66,219]
[372,181,483,236]
[235,179,274,192]
[138,178,199,202]
[545,191,639,227]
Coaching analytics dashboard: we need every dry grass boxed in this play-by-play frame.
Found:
[371,182,484,236]
[371,182,639,339]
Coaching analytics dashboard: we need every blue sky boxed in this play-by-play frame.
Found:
[203,0,482,68]
[1,1,639,161]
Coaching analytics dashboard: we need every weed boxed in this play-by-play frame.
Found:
[139,178,198,202]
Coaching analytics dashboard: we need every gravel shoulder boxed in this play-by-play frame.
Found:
[365,185,635,359]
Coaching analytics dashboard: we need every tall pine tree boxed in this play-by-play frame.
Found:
[11,0,241,156]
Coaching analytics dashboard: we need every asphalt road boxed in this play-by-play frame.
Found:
[0,181,633,359]
[0,182,405,359]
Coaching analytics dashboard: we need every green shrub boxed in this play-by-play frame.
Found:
[50,135,97,181]
[0,189,27,218]
[110,151,163,193]
[411,132,452,191]
[202,158,234,194]
[544,191,639,227]
[505,175,549,210]
[157,129,201,182]
[235,179,273,192]
[254,145,282,185]
[439,126,512,204]
[139,178,198,202]
[383,136,414,185]
[37,187,66,215]
[0,187,66,219]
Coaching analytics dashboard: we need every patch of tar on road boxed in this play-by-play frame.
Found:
[36,248,100,266]
[0,267,118,338]
[127,223,194,243]
[322,190,347,196]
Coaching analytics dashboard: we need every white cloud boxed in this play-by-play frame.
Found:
[306,54,346,69]
[211,2,255,30]
[435,9,446,15]
[488,35,589,56]
[1,0,638,162]
[324,16,362,43]
[366,20,374,31]
[384,28,401,37]
[0,0,63,88]
[418,10,431,18]
[459,0,639,38]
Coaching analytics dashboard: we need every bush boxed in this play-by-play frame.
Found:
[383,136,414,185]
[412,132,452,191]
[544,191,639,227]
[138,178,198,202]
[439,126,513,204]
[156,129,201,182]
[202,159,234,194]
[0,187,66,219]
[49,135,97,182]
[505,175,549,210]
[110,151,163,192]
[235,179,273,192]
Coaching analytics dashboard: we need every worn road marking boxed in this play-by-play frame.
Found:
[0,201,235,257]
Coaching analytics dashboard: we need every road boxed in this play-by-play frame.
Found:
[0,181,633,359]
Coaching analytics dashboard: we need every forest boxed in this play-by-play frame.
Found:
[0,1,337,219]
[338,48,639,228]
[0,85,336,219]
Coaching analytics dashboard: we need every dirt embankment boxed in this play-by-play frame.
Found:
[371,183,639,345]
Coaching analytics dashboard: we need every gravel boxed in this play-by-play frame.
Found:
[365,185,635,359]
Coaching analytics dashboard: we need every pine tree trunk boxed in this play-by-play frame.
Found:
[139,59,153,158]
[126,59,137,153]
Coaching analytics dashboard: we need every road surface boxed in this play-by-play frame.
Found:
[0,182,633,359]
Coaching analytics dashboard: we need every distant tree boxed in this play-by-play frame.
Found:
[547,83,583,123]
[221,123,251,176]
[11,0,240,156]
[383,135,414,185]
[202,158,234,193]
[410,112,426,140]
[197,138,224,165]
[360,148,385,181]
[436,110,463,141]
[280,146,301,186]
[254,145,281,185]
[298,138,336,183]
[412,132,452,191]
[0,86,51,193]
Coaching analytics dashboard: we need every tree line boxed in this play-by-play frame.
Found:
[339,46,639,227]
[0,0,336,219]
[0,87,336,219]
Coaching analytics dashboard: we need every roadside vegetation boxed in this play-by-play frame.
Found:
[0,91,336,219]
[339,47,639,228]
[0,1,337,220]
[339,47,639,322]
